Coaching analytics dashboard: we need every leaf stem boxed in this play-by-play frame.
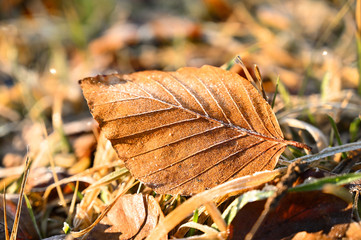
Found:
[284,140,312,151]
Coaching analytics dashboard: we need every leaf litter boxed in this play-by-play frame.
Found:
[1,1,361,239]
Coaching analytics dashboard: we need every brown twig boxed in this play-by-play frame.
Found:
[3,183,9,240]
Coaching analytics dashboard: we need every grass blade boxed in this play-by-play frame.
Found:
[3,185,9,240]
[221,190,274,225]
[276,77,291,108]
[40,122,68,210]
[298,141,361,164]
[356,0,361,95]
[271,76,279,109]
[24,194,42,239]
[223,58,235,70]
[82,168,129,193]
[67,181,80,224]
[321,72,331,100]
[328,115,347,158]
[350,116,361,142]
[188,208,199,236]
[204,202,227,232]
[290,172,361,192]
[9,156,31,240]
[358,35,361,94]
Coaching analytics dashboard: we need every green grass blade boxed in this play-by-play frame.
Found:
[328,115,347,158]
[63,222,71,234]
[276,78,291,108]
[24,194,42,239]
[224,58,235,70]
[271,76,279,109]
[188,208,199,236]
[289,173,361,192]
[221,57,237,70]
[221,190,274,225]
[357,34,361,96]
[350,117,361,142]
[321,72,331,100]
[357,0,361,95]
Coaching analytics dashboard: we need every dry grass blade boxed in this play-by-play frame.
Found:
[179,222,220,235]
[0,166,24,179]
[67,181,80,224]
[253,64,268,101]
[80,65,309,195]
[357,0,361,95]
[356,0,360,36]
[3,184,9,240]
[73,187,100,231]
[82,168,129,193]
[204,202,227,232]
[43,160,124,200]
[298,141,361,163]
[40,122,68,209]
[9,156,31,240]
[280,118,327,150]
[234,56,261,94]
[178,222,225,239]
[315,0,352,47]
[322,184,353,203]
[72,135,118,231]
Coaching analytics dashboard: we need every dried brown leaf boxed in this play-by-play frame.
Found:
[291,222,361,240]
[0,195,39,240]
[87,194,165,240]
[228,191,352,240]
[80,65,308,195]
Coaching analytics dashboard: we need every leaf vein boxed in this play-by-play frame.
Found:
[167,140,269,191]
[129,125,225,158]
[148,75,182,106]
[193,74,232,124]
[138,133,248,178]
[222,142,281,183]
[210,67,253,130]
[101,107,175,122]
[169,72,210,116]
[108,117,199,140]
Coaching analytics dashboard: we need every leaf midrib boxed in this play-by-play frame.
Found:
[93,84,288,147]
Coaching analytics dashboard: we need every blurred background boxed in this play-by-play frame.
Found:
[1,0,360,179]
[0,0,361,237]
